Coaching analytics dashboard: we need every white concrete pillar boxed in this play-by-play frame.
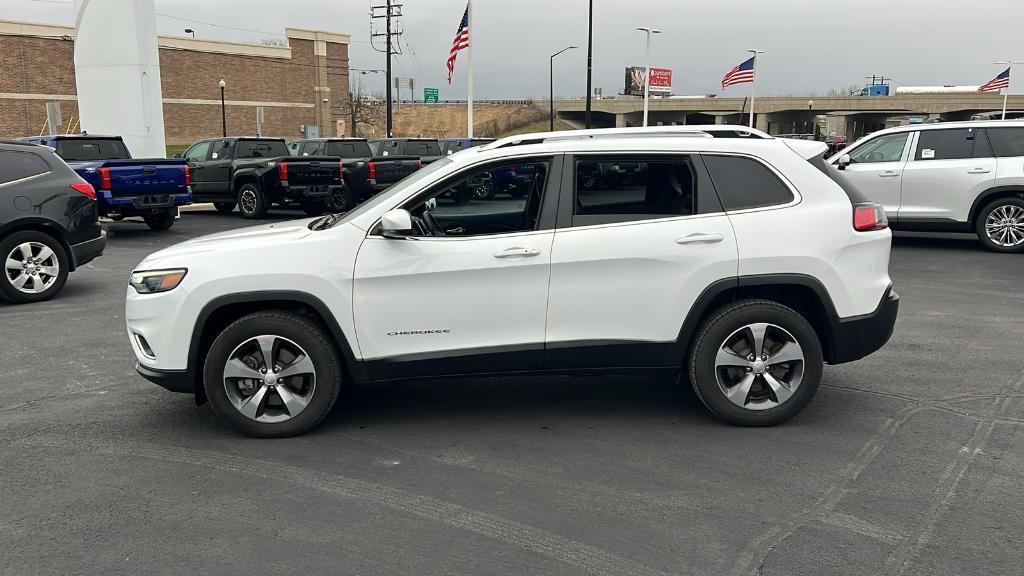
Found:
[73,0,167,158]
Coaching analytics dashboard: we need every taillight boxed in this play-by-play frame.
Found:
[368,161,376,180]
[279,161,288,181]
[97,167,111,190]
[183,164,191,186]
[853,202,888,231]
[70,182,96,199]
[338,161,344,179]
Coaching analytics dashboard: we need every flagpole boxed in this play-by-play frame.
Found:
[1004,89,1009,121]
[993,60,1022,121]
[748,49,763,129]
[466,0,474,138]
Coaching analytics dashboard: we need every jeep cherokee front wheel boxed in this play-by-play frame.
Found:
[688,299,823,426]
[203,311,342,437]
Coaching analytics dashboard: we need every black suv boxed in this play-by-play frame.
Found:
[0,141,105,304]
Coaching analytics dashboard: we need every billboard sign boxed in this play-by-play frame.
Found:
[624,66,672,96]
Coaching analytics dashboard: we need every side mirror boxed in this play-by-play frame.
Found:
[837,153,851,171]
[381,209,414,238]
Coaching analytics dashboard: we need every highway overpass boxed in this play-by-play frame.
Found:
[552,94,1024,139]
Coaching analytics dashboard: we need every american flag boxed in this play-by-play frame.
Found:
[446,4,470,85]
[721,56,755,89]
[978,68,1011,93]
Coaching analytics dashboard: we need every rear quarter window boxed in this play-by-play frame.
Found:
[986,127,1024,157]
[702,154,794,211]
[0,150,51,184]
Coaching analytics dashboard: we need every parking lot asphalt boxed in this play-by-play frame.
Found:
[1,208,1022,576]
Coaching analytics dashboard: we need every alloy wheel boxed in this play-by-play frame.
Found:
[715,322,805,411]
[984,204,1024,247]
[239,189,257,214]
[223,335,317,423]
[4,242,60,294]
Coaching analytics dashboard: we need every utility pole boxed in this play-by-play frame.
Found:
[371,1,403,137]
[585,0,593,129]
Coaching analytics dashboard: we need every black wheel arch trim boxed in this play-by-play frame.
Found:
[187,291,368,387]
[968,186,1024,224]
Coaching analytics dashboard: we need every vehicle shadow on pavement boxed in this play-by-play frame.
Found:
[890,232,986,252]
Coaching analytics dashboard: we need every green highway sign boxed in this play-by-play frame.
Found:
[424,87,439,103]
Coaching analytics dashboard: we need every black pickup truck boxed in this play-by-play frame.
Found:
[288,138,420,211]
[369,138,445,165]
[181,137,343,219]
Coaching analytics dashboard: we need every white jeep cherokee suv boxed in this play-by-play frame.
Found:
[830,120,1024,252]
[127,126,899,437]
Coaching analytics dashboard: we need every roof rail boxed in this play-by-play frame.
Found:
[482,125,770,151]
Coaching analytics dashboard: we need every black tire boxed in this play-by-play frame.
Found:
[325,185,357,213]
[688,299,823,426]
[143,209,175,231]
[0,230,69,304]
[237,182,267,219]
[975,197,1024,253]
[301,201,326,217]
[213,202,235,214]
[203,311,342,438]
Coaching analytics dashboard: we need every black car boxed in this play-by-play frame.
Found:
[369,138,444,165]
[289,138,420,211]
[181,137,343,219]
[0,140,105,304]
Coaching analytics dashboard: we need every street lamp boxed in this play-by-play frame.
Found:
[218,78,227,137]
[184,28,195,38]
[636,26,662,127]
[808,99,815,137]
[550,45,577,131]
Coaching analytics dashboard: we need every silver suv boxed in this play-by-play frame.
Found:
[830,121,1024,252]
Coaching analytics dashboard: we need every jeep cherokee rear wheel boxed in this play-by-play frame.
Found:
[203,311,341,437]
[688,299,822,426]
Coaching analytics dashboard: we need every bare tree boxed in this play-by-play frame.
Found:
[339,84,384,138]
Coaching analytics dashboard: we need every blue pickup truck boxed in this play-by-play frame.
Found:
[18,135,191,231]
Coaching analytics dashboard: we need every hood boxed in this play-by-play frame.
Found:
[138,219,315,268]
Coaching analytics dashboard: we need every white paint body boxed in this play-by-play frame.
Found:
[127,126,893,372]
[73,0,167,158]
[830,120,1024,224]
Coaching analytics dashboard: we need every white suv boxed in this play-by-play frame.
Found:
[126,126,899,437]
[830,120,1024,252]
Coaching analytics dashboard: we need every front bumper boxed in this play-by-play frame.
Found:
[135,363,194,393]
[71,230,106,267]
[830,287,900,364]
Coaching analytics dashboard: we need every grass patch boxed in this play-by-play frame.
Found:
[497,118,574,137]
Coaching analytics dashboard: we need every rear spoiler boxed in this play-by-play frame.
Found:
[781,138,829,160]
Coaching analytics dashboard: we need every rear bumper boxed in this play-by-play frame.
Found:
[278,182,333,200]
[98,189,192,213]
[71,230,106,267]
[830,287,899,364]
[135,363,195,394]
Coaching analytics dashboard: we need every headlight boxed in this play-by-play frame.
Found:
[129,269,187,294]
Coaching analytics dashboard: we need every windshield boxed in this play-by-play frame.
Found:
[316,157,454,229]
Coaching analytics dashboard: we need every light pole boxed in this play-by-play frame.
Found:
[184,28,195,38]
[807,99,814,136]
[993,60,1023,120]
[584,0,593,129]
[636,27,661,127]
[218,78,226,137]
[747,48,764,129]
[550,45,577,131]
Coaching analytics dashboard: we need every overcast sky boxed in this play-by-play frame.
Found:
[9,0,1022,99]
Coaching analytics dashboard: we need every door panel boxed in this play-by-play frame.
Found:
[183,141,211,195]
[836,132,911,220]
[900,128,995,222]
[353,231,554,371]
[204,139,235,198]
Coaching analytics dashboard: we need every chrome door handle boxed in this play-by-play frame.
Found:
[967,168,991,174]
[493,247,541,258]
[675,233,724,245]
[879,171,901,178]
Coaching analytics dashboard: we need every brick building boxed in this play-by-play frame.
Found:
[0,20,350,148]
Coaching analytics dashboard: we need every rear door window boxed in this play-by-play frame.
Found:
[0,150,51,184]
[405,140,441,156]
[986,127,1024,157]
[703,155,795,211]
[915,128,981,161]
[573,157,697,225]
